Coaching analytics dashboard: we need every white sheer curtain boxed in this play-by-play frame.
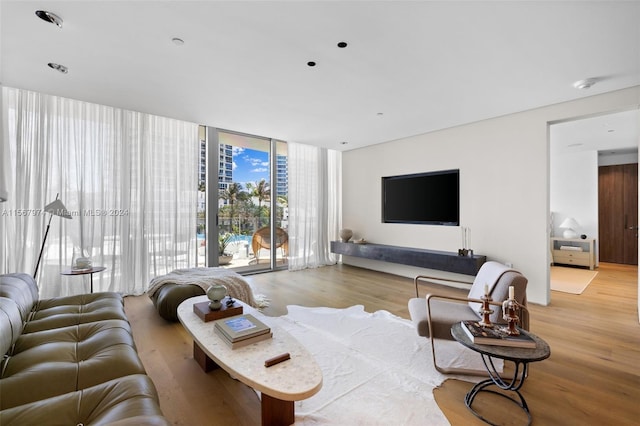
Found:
[1,87,199,297]
[287,142,341,270]
[0,85,8,202]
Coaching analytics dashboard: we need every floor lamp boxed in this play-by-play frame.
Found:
[34,194,72,278]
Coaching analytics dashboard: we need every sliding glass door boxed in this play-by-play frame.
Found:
[197,126,288,273]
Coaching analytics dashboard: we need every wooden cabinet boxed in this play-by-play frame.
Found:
[550,237,596,270]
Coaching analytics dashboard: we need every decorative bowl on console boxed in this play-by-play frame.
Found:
[339,228,353,242]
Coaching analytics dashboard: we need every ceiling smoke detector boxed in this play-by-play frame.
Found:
[573,78,597,90]
[35,10,63,28]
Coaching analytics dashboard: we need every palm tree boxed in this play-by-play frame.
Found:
[220,182,243,231]
[246,179,270,227]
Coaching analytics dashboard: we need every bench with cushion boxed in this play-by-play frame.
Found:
[148,267,264,321]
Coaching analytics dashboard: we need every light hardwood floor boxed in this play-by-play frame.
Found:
[124,262,640,425]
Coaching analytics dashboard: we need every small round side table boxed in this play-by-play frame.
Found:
[60,266,106,293]
[451,322,551,426]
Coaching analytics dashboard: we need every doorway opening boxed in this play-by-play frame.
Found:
[198,126,289,274]
[549,109,639,298]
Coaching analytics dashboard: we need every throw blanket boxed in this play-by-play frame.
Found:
[147,267,267,308]
[467,261,515,312]
[266,305,497,425]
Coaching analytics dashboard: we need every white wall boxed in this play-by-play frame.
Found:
[550,150,598,242]
[342,86,640,306]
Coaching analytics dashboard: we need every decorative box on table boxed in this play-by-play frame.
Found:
[193,297,243,322]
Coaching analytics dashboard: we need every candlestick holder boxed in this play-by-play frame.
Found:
[478,294,494,328]
[501,298,520,336]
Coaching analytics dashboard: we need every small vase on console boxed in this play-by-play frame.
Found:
[339,228,353,243]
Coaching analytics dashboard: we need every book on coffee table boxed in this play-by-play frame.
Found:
[214,314,271,343]
[461,320,536,349]
[214,327,273,349]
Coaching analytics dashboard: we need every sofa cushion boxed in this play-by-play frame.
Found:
[0,297,23,356]
[408,297,481,339]
[0,323,145,409]
[0,374,170,426]
[0,273,39,322]
[36,291,124,310]
[10,319,133,354]
[24,294,127,333]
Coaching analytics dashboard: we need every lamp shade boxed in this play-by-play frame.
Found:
[559,217,579,230]
[44,199,72,219]
[559,217,579,239]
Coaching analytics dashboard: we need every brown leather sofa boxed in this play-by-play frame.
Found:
[0,273,169,425]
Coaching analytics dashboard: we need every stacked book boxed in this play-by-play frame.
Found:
[214,314,272,349]
[461,320,536,348]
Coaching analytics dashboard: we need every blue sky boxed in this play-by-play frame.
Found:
[232,147,269,189]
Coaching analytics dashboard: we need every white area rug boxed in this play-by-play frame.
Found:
[268,305,496,426]
[550,266,598,294]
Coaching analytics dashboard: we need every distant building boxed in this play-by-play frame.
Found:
[198,139,235,211]
[218,143,233,196]
[199,138,206,188]
[276,153,288,197]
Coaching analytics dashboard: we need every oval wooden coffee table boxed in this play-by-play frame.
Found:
[177,296,323,426]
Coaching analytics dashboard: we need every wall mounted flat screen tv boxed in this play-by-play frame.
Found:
[382,169,459,225]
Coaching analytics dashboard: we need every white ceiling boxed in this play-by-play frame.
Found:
[551,109,639,156]
[1,1,639,151]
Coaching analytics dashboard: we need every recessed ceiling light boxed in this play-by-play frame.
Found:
[48,63,68,73]
[307,61,316,67]
[337,41,348,48]
[377,112,384,116]
[35,10,63,28]
[573,78,597,90]
[171,37,184,46]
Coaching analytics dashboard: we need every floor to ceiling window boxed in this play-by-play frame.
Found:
[2,87,199,297]
[197,126,288,273]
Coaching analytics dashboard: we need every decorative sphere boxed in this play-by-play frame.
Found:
[207,284,227,310]
[339,228,353,242]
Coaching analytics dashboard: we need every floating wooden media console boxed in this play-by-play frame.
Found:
[331,241,486,276]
